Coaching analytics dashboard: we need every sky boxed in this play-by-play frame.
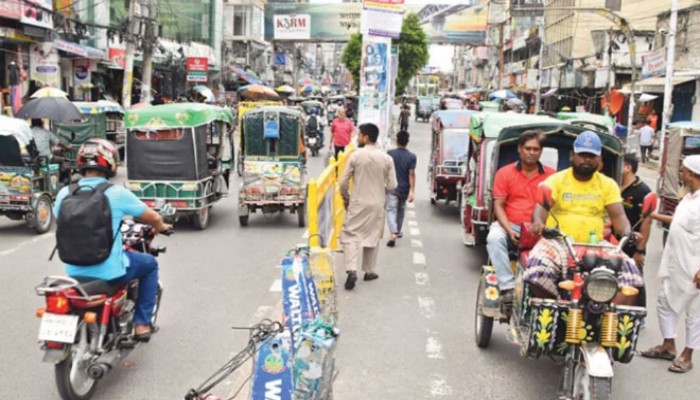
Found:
[429,45,455,72]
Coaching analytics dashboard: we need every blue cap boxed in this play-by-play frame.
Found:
[573,131,602,156]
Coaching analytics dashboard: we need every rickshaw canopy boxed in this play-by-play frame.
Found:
[433,110,475,129]
[300,100,324,112]
[242,106,302,158]
[470,112,559,142]
[0,116,32,147]
[556,112,614,133]
[125,103,234,130]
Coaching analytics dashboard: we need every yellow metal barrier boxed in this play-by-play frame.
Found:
[307,146,354,250]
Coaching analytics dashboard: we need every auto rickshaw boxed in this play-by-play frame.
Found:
[460,112,560,246]
[428,110,476,205]
[441,98,464,110]
[300,100,326,120]
[286,96,306,107]
[124,103,234,230]
[478,101,501,112]
[415,96,434,122]
[327,95,347,123]
[236,100,283,176]
[54,105,111,170]
[238,106,306,227]
[657,121,700,239]
[0,116,60,234]
[556,111,614,135]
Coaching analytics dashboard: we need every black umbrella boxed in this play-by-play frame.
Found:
[16,97,83,121]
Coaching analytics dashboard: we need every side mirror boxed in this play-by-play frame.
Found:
[641,192,658,218]
[536,183,553,211]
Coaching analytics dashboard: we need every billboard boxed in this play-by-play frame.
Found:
[265,2,486,43]
[274,14,311,40]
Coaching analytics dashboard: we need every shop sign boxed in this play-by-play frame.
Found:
[273,14,311,40]
[642,47,666,79]
[187,72,207,82]
[21,0,53,30]
[0,27,33,41]
[73,58,91,89]
[186,57,209,72]
[30,42,59,87]
[109,48,126,69]
[361,0,404,39]
[0,0,22,21]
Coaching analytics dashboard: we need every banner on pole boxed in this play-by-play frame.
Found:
[358,36,391,142]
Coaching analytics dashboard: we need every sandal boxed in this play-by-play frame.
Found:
[669,358,693,373]
[134,325,159,343]
[640,345,676,361]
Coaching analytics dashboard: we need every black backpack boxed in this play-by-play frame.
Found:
[54,183,117,266]
[308,115,318,131]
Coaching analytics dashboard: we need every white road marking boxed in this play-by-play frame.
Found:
[417,297,436,319]
[415,272,430,286]
[411,239,423,248]
[410,227,421,236]
[407,210,417,218]
[413,252,426,266]
[429,376,453,397]
[0,235,52,256]
[269,279,282,292]
[407,202,415,209]
[426,337,445,359]
[408,220,418,227]
[302,230,309,239]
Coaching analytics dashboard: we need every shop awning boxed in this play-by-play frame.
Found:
[623,73,700,94]
[228,66,262,85]
[54,39,106,59]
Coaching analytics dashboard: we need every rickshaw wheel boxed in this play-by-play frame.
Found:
[430,198,436,205]
[297,204,306,228]
[192,207,210,230]
[475,277,494,348]
[239,215,249,226]
[32,195,54,234]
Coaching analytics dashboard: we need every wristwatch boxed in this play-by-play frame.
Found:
[634,248,646,255]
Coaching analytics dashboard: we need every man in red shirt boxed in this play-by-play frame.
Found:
[330,108,355,159]
[486,130,554,300]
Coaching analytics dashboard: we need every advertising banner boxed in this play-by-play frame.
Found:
[358,36,391,141]
[186,57,208,82]
[274,14,311,40]
[108,48,126,69]
[362,0,404,39]
[29,42,59,87]
[0,0,21,20]
[21,0,53,30]
[642,47,666,79]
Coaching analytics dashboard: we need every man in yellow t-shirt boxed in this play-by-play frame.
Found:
[525,131,643,298]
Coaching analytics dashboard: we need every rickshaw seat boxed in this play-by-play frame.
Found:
[0,136,26,167]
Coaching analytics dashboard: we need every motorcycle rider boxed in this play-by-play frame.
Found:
[306,108,324,149]
[53,139,172,341]
[525,131,644,303]
[486,130,554,301]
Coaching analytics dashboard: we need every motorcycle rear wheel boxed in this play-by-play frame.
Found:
[55,341,97,400]
[474,277,494,348]
[572,363,612,400]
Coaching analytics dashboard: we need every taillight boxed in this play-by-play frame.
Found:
[168,201,188,208]
[46,341,63,350]
[46,295,71,314]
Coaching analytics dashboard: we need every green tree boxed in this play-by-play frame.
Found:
[340,13,429,95]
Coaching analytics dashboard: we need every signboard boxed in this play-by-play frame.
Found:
[358,36,391,142]
[362,0,404,39]
[274,14,311,40]
[186,57,208,82]
[72,58,91,99]
[29,42,59,87]
[0,0,21,20]
[108,48,126,69]
[642,47,666,79]
[21,0,53,30]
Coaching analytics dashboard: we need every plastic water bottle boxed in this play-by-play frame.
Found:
[588,230,599,244]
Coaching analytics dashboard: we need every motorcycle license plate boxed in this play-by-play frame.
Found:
[309,138,317,145]
[38,313,79,343]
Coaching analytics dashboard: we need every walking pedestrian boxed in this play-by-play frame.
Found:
[638,120,655,163]
[398,104,410,132]
[340,123,397,290]
[619,154,652,307]
[330,108,354,159]
[640,155,700,373]
[386,130,416,247]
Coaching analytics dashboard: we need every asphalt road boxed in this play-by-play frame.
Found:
[1,117,698,400]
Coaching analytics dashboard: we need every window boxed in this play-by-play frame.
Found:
[233,6,247,36]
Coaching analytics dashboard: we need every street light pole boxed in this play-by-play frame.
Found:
[121,0,138,108]
[140,0,158,104]
[535,19,545,114]
[661,0,678,161]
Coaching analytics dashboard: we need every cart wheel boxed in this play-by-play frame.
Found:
[430,197,436,205]
[239,215,249,226]
[297,204,306,228]
[192,207,210,230]
[32,195,53,234]
[475,277,494,348]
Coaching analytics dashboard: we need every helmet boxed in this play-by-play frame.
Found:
[77,138,118,178]
[309,109,317,116]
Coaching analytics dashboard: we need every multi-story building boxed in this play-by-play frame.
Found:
[223,0,269,84]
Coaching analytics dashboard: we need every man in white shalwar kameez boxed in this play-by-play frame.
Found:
[340,123,397,290]
[641,155,700,373]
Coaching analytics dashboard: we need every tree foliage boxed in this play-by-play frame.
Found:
[340,13,429,95]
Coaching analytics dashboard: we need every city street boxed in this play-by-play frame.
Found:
[1,119,699,400]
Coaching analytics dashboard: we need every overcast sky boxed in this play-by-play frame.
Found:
[429,45,455,72]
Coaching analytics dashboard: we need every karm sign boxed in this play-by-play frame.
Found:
[274,14,311,40]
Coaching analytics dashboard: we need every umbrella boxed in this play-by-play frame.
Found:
[489,89,517,100]
[299,84,319,94]
[275,85,295,94]
[31,87,68,98]
[16,97,82,121]
[193,85,215,103]
[238,84,279,100]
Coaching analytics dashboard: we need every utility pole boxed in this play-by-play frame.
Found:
[498,22,505,90]
[140,0,158,104]
[121,0,138,108]
[661,0,678,161]
[534,19,545,114]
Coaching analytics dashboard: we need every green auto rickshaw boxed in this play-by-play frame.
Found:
[124,103,235,230]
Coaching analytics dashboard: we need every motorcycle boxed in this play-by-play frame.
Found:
[35,206,175,400]
[306,128,322,157]
[474,186,657,400]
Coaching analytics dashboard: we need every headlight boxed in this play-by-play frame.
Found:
[584,270,618,303]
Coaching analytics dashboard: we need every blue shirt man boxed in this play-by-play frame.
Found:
[386,130,416,247]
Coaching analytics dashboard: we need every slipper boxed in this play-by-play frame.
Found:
[669,358,693,373]
[134,325,159,343]
[640,345,676,361]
